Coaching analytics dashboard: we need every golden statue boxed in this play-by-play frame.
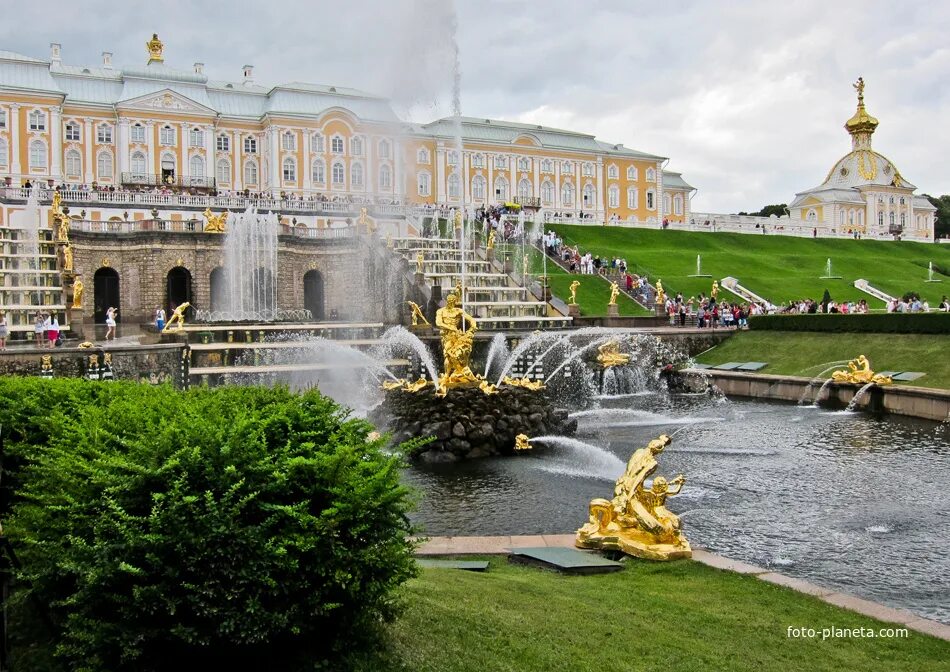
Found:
[382,377,430,393]
[453,280,462,301]
[408,300,430,327]
[831,355,892,385]
[103,352,112,367]
[487,230,496,250]
[478,380,499,395]
[434,292,480,395]
[608,282,620,306]
[597,339,630,369]
[71,277,84,309]
[502,376,545,392]
[51,192,70,242]
[416,251,425,273]
[146,33,164,63]
[711,280,719,300]
[202,208,227,233]
[576,435,690,561]
[655,279,666,305]
[454,209,463,230]
[514,434,532,451]
[62,243,74,272]
[853,76,865,103]
[162,301,191,333]
[569,280,580,305]
[78,341,94,349]
[41,355,53,373]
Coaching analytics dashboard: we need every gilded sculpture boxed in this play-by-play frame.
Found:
[416,251,425,273]
[202,208,228,233]
[596,339,630,369]
[71,277,84,309]
[487,230,496,250]
[711,280,719,300]
[62,244,74,272]
[569,280,580,305]
[454,209,463,230]
[407,300,430,327]
[146,33,164,63]
[576,434,691,561]
[162,301,191,333]
[608,281,620,306]
[502,376,545,391]
[382,377,430,393]
[434,292,480,395]
[831,355,892,386]
[655,279,666,305]
[514,434,533,451]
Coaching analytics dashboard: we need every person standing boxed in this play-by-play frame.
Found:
[46,313,60,349]
[155,307,166,331]
[0,311,7,351]
[34,312,45,346]
[105,307,118,340]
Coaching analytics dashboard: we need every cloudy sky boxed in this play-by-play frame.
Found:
[3,0,948,211]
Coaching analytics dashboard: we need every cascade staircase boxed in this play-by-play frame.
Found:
[720,276,775,309]
[853,279,896,304]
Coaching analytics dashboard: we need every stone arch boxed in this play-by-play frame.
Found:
[303,269,325,320]
[166,266,193,316]
[93,267,120,323]
[209,266,227,312]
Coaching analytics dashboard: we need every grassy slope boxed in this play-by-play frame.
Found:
[548,226,950,308]
[353,558,949,672]
[693,331,950,389]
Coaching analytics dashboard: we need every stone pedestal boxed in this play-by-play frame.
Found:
[486,248,495,263]
[568,303,580,318]
[68,306,87,341]
[654,304,665,316]
[415,271,426,285]
[503,254,514,273]
[608,304,620,317]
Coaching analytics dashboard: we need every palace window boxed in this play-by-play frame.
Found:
[311,159,326,184]
[899,197,905,205]
[472,153,484,168]
[187,128,202,147]
[663,193,672,214]
[541,180,554,206]
[311,133,324,153]
[30,140,47,169]
[517,178,532,200]
[562,160,573,173]
[160,125,176,146]
[190,154,205,178]
[447,150,459,166]
[416,148,430,164]
[472,175,486,200]
[216,134,230,152]
[282,131,296,151]
[417,171,431,197]
[0,138,8,169]
[541,159,553,173]
[626,166,638,180]
[494,175,509,201]
[332,161,345,186]
[495,155,508,170]
[378,139,391,159]
[130,123,145,143]
[646,189,655,210]
[244,136,257,154]
[65,150,82,177]
[607,164,618,179]
[561,181,575,206]
[582,163,594,177]
[216,159,230,184]
[282,157,296,182]
[517,157,530,172]
[244,160,259,185]
[646,168,656,181]
[351,162,364,188]
[448,172,460,199]
[130,152,147,178]
[608,185,619,208]
[65,121,81,142]
[889,212,896,228]
[878,212,884,227]
[29,110,46,131]
[627,187,638,209]
[0,109,5,129]
[900,213,906,227]
[97,124,113,144]
[674,194,683,215]
[350,136,363,157]
[379,164,392,190]
[582,183,595,206]
[97,150,113,179]
[888,196,894,204]
[331,135,344,154]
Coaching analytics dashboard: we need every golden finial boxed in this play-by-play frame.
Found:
[853,77,865,104]
[845,76,878,139]
[146,33,164,63]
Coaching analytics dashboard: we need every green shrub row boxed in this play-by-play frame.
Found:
[749,312,950,334]
[0,378,419,672]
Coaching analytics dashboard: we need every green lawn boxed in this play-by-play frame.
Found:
[350,557,949,672]
[694,331,950,389]
[548,226,950,308]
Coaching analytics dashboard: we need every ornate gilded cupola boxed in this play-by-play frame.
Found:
[844,77,878,150]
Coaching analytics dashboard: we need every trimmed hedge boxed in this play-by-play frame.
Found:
[749,312,950,334]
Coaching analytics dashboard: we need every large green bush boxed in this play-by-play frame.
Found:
[748,312,950,334]
[3,379,418,671]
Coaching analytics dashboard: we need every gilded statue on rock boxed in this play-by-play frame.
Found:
[202,208,228,233]
[502,376,545,391]
[596,339,630,369]
[576,434,691,561]
[434,292,480,395]
[831,355,892,386]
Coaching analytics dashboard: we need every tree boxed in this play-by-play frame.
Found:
[737,204,788,218]
[923,194,950,239]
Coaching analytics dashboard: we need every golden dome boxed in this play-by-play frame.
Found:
[844,77,878,137]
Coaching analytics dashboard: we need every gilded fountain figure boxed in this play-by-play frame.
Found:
[608,282,620,306]
[655,279,666,305]
[596,339,630,368]
[569,280,580,305]
[202,208,228,233]
[576,434,691,561]
[407,300,430,327]
[831,355,892,385]
[434,291,480,395]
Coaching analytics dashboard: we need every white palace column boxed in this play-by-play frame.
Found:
[145,122,155,177]
[83,117,94,184]
[50,106,62,182]
[9,104,21,179]
[595,158,604,217]
[509,157,516,203]
[436,145,446,202]
[179,124,190,184]
[554,160,561,209]
[204,124,215,187]
[462,151,470,204]
[268,127,280,195]
[302,130,312,194]
[533,158,540,203]
[117,118,130,181]
[654,160,663,223]
[232,130,242,191]
[486,154,494,203]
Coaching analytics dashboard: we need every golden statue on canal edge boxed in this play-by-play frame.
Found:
[655,279,666,306]
[162,301,191,333]
[202,208,228,233]
[576,434,691,561]
[569,280,580,305]
[831,355,892,386]
[408,300,430,327]
[71,277,84,309]
[608,281,620,306]
[514,434,533,451]
[596,339,630,369]
[434,292,480,395]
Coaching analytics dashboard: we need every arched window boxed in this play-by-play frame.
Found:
[282,157,296,182]
[350,136,363,157]
[282,131,296,151]
[189,154,205,178]
[663,193,672,214]
[646,189,655,210]
[130,123,145,143]
[646,168,656,181]
[608,185,620,208]
[378,164,392,190]
[216,159,231,184]
[541,159,553,173]
[332,161,345,185]
[448,172,461,199]
[417,171,431,196]
[839,210,846,226]
[189,128,203,147]
[494,175,509,202]
[311,159,326,184]
[848,210,855,225]
[626,166,638,180]
[900,213,905,228]
[97,151,113,179]
[582,163,594,177]
[244,160,259,185]
[0,138,8,169]
[244,136,257,154]
[351,162,364,188]
[878,211,884,227]
[331,135,344,154]
[378,139,391,159]
[311,133,324,153]
[582,183,595,207]
[857,211,864,227]
[417,147,430,164]
[674,194,683,215]
[562,160,573,173]
[517,178,532,200]
[517,157,530,171]
[627,187,638,209]
[30,140,47,169]
[216,134,230,152]
[131,151,146,177]
[471,153,484,168]
[889,212,895,228]
[65,121,81,142]
[28,110,46,131]
[561,181,575,206]
[806,209,817,222]
[607,164,618,179]
[472,175,486,200]
[541,180,554,205]
[64,149,81,177]
[447,150,459,166]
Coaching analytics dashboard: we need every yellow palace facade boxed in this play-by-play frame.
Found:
[0,37,694,227]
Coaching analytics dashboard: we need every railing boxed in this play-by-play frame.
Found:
[67,218,356,239]
[513,197,541,208]
[121,173,216,190]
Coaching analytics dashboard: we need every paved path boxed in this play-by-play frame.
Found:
[417,535,950,642]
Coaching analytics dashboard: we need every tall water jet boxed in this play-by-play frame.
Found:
[219,207,279,320]
[926,261,942,283]
[820,257,841,279]
[689,253,711,277]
